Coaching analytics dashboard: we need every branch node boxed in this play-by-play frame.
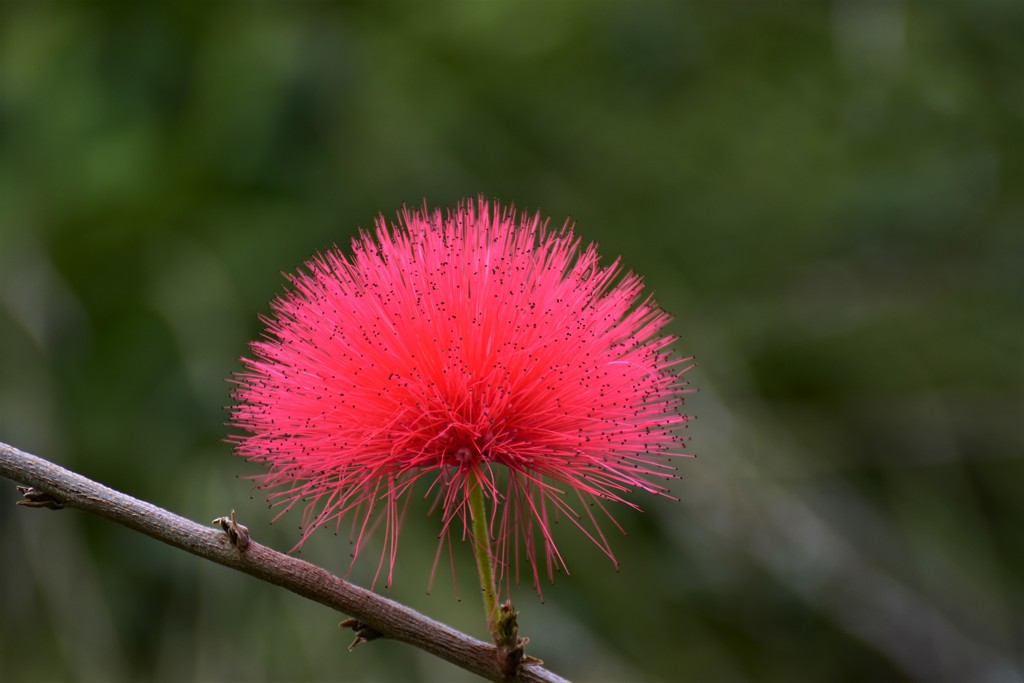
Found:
[15,485,65,510]
[494,599,538,678]
[340,618,384,651]
[212,509,250,550]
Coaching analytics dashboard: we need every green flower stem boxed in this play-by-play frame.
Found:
[467,470,498,636]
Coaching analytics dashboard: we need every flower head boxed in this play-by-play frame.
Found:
[230,198,692,596]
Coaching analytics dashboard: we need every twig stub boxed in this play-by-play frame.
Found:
[212,509,250,550]
[340,618,385,651]
[15,485,65,510]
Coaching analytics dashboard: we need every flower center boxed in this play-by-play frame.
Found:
[453,446,476,466]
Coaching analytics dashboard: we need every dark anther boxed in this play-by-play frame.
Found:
[15,486,65,510]
[339,618,384,651]
[212,509,250,550]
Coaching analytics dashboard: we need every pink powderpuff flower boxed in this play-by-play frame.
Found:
[230,197,693,597]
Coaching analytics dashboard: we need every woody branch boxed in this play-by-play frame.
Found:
[0,440,567,683]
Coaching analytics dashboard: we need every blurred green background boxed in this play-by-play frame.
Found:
[1,2,1021,681]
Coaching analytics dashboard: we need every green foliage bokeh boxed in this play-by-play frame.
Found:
[1,2,1021,681]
